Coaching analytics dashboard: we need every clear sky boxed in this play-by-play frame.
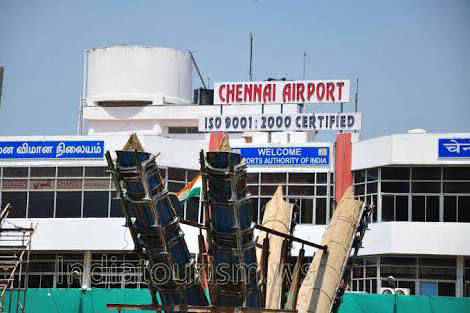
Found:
[0,0,469,138]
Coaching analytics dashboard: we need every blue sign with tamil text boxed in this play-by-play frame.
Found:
[438,138,470,158]
[0,141,105,159]
[232,146,330,166]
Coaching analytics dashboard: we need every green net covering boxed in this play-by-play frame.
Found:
[2,289,470,313]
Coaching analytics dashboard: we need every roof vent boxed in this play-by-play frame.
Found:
[408,128,426,134]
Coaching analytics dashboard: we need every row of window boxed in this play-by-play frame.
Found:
[351,256,469,296]
[1,191,121,218]
[11,252,470,296]
[0,166,335,225]
[0,166,198,181]
[0,166,200,220]
[355,166,470,223]
[356,181,470,194]
[355,166,470,182]
[10,253,144,289]
[246,172,334,225]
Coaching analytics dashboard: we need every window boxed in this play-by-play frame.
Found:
[443,167,470,180]
[443,182,470,193]
[56,254,84,288]
[426,196,439,222]
[396,196,408,221]
[247,186,259,196]
[288,186,312,196]
[315,198,327,225]
[28,192,54,218]
[366,168,379,181]
[382,182,409,193]
[412,196,425,222]
[444,196,457,222]
[354,184,365,196]
[186,197,199,222]
[168,127,199,134]
[110,193,124,218]
[167,168,186,182]
[251,198,258,225]
[1,192,27,218]
[316,186,327,196]
[261,173,286,184]
[30,167,56,177]
[83,191,109,217]
[382,195,409,222]
[58,167,83,177]
[382,195,394,222]
[168,194,184,219]
[289,173,314,184]
[85,167,108,177]
[245,169,333,225]
[381,167,409,180]
[3,167,28,177]
[56,192,82,218]
[412,167,441,180]
[458,197,470,223]
[186,170,199,181]
[168,182,184,193]
[316,173,327,184]
[354,256,457,297]
[300,199,313,224]
[412,182,440,193]
[355,170,366,183]
[247,173,259,184]
[438,282,455,296]
[262,185,285,196]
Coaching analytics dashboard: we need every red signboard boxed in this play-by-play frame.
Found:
[214,80,350,105]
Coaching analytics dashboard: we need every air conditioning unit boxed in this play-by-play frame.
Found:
[380,287,394,294]
[379,287,411,295]
[395,288,410,295]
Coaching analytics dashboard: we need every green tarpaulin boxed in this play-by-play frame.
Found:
[2,289,470,313]
[338,292,470,313]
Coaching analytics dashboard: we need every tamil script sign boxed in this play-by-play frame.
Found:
[438,138,470,158]
[0,141,104,159]
[232,146,330,167]
[214,80,350,105]
[199,113,361,132]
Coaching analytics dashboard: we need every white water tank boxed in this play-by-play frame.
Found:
[84,45,192,105]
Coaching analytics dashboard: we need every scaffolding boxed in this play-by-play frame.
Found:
[0,204,36,313]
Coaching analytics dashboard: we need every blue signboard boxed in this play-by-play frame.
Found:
[438,138,470,158]
[0,141,105,159]
[232,146,330,166]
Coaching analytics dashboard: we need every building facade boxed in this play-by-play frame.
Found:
[0,45,468,298]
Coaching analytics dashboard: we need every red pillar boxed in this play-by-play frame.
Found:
[335,133,353,203]
[208,132,225,152]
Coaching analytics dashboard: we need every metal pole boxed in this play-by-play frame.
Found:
[354,78,359,113]
[0,66,4,107]
[354,78,359,133]
[249,33,254,81]
[190,51,207,89]
[302,52,307,80]
[78,50,88,135]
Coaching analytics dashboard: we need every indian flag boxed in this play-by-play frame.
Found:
[177,175,202,204]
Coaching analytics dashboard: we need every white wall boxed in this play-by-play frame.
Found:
[85,46,193,105]
[13,218,470,258]
[83,103,300,135]
[292,222,470,257]
[8,218,199,253]
[352,132,470,170]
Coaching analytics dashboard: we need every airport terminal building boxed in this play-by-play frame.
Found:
[0,46,468,297]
